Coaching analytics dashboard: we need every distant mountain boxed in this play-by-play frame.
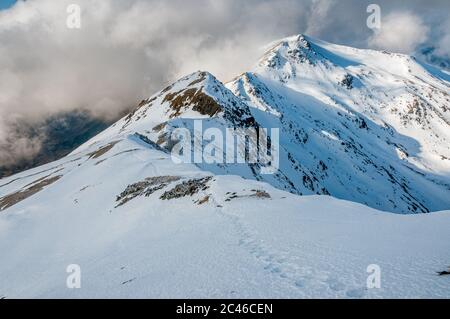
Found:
[0,111,115,178]
[416,46,450,71]
[1,35,449,298]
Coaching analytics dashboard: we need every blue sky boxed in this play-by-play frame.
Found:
[0,0,16,10]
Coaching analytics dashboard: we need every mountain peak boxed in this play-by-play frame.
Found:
[174,71,214,87]
[283,34,312,47]
[268,34,314,48]
[258,34,325,70]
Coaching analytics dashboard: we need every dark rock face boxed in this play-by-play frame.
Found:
[160,177,212,200]
[88,141,119,159]
[115,175,214,207]
[0,174,62,211]
[339,74,354,89]
[116,176,182,207]
[163,88,222,118]
[133,133,168,153]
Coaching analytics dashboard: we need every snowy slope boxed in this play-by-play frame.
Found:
[0,136,449,298]
[1,34,450,298]
[227,35,450,213]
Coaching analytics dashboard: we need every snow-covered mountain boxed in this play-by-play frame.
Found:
[0,35,449,298]
[73,35,450,214]
[417,46,450,72]
[226,35,450,214]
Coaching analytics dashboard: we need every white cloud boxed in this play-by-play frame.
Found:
[368,11,429,54]
[0,0,448,168]
[0,0,312,167]
[436,20,450,57]
[305,0,335,35]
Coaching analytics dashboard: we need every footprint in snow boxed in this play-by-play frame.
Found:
[121,278,137,285]
[346,287,366,298]
[326,277,346,291]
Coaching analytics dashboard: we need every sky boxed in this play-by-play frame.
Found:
[0,0,449,166]
[0,0,16,10]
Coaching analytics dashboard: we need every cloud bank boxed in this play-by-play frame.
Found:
[0,0,449,167]
[368,11,429,53]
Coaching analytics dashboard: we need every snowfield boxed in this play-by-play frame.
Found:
[0,34,449,298]
[0,137,449,298]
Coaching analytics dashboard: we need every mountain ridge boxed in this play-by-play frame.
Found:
[3,34,449,214]
[64,34,450,214]
[1,34,450,298]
